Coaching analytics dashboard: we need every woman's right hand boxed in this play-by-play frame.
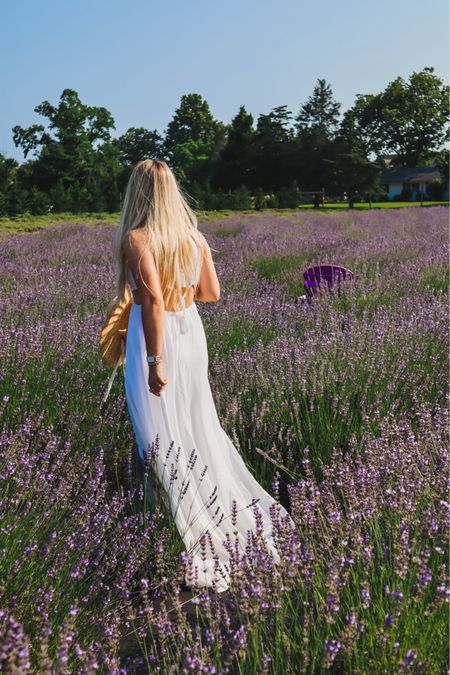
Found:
[148,364,168,397]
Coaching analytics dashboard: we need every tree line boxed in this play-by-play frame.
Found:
[0,67,448,215]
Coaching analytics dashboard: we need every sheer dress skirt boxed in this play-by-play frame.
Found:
[124,300,295,593]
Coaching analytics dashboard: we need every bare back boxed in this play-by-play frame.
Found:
[123,230,220,310]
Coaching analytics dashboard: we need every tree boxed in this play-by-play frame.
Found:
[162,93,227,186]
[0,154,18,193]
[290,80,342,194]
[346,67,450,167]
[324,139,380,206]
[338,106,372,159]
[324,108,382,203]
[295,78,342,141]
[12,88,121,210]
[211,105,255,190]
[0,154,20,215]
[113,127,165,166]
[112,126,165,198]
[251,105,296,190]
[432,147,449,181]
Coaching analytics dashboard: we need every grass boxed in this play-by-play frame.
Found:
[0,209,250,237]
[419,262,449,296]
[212,317,276,356]
[0,201,448,236]
[299,201,449,210]
[251,253,319,282]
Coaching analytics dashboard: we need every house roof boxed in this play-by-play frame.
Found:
[381,165,442,184]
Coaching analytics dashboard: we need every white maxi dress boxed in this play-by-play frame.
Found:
[124,241,295,593]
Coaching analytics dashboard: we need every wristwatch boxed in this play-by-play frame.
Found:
[147,355,162,366]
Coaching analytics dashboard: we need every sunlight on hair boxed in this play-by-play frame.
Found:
[112,158,204,310]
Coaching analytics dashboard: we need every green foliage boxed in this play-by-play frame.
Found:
[213,227,241,237]
[25,186,52,215]
[210,317,276,356]
[211,105,256,191]
[1,70,449,217]
[112,127,164,167]
[346,67,450,167]
[276,180,302,208]
[251,253,314,281]
[332,287,395,318]
[253,187,266,210]
[10,89,121,214]
[163,93,227,186]
[188,181,253,210]
[295,78,342,138]
[420,262,449,295]
[426,179,448,201]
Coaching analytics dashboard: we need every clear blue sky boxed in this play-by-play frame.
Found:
[1,0,448,163]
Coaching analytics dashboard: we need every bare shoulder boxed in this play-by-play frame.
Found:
[122,228,148,259]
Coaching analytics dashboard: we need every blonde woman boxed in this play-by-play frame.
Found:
[113,158,294,594]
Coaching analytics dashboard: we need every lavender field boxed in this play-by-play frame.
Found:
[0,207,448,673]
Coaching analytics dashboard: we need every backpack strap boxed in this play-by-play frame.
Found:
[102,336,126,403]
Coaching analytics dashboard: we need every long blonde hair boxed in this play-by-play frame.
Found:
[113,158,204,309]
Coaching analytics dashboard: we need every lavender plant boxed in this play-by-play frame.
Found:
[0,206,448,672]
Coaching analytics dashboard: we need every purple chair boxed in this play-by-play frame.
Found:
[303,264,354,304]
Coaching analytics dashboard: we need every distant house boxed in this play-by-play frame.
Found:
[380,165,449,201]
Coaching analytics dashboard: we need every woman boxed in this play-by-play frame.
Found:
[113,158,294,594]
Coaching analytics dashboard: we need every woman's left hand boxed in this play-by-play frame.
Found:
[148,363,168,397]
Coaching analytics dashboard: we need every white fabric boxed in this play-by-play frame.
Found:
[124,295,295,594]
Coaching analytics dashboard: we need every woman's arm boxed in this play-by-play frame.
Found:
[194,232,221,302]
[123,230,165,355]
[123,231,168,396]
